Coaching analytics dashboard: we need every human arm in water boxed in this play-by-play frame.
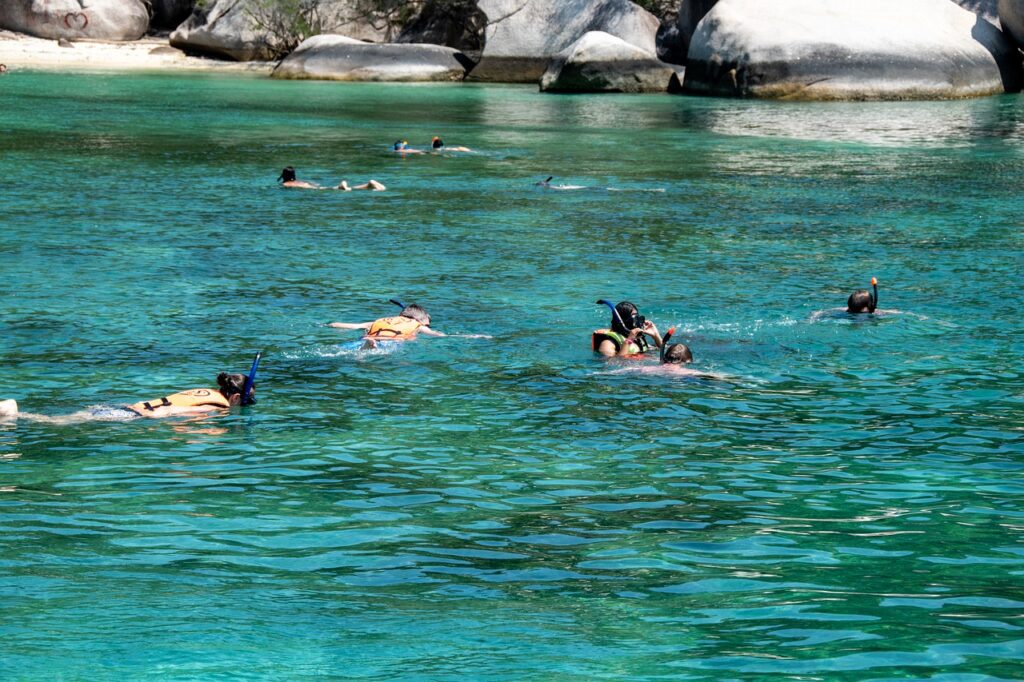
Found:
[619,320,662,357]
[328,321,373,330]
[418,326,447,337]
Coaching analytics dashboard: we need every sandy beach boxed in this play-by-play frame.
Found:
[0,31,273,74]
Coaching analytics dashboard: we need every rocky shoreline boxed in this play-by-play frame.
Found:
[3,0,1024,100]
[0,31,272,74]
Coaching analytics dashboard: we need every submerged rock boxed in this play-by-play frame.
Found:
[471,0,660,82]
[540,31,674,93]
[170,0,388,61]
[273,34,471,81]
[0,0,149,41]
[684,0,1023,100]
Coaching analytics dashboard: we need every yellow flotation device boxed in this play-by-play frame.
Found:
[366,315,422,339]
[130,388,231,413]
[592,329,642,355]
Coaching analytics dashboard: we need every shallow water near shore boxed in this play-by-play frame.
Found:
[1,71,1023,680]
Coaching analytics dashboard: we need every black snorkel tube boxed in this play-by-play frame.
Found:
[869,277,878,313]
[241,351,261,406]
[659,327,676,363]
[389,298,406,310]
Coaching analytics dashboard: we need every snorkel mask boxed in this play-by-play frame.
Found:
[241,351,261,406]
[596,299,649,351]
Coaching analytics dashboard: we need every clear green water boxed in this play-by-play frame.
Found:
[1,71,1023,680]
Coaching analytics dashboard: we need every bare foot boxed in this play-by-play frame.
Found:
[0,399,18,418]
[367,179,386,191]
[336,180,352,191]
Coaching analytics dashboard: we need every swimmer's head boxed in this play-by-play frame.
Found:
[662,343,693,364]
[278,166,296,183]
[611,301,643,335]
[847,290,874,314]
[400,304,431,326]
[217,372,252,405]
[432,137,443,149]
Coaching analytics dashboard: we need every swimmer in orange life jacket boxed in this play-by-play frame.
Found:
[0,370,257,424]
[592,300,664,357]
[328,300,446,348]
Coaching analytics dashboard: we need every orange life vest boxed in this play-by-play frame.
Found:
[366,316,422,339]
[130,388,231,414]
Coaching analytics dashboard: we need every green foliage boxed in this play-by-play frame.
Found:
[632,0,678,20]
[245,0,329,59]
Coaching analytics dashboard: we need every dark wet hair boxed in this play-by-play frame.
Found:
[278,166,296,183]
[662,344,693,364]
[847,290,874,313]
[217,372,249,399]
[611,301,640,336]
[432,137,444,149]
[400,304,431,326]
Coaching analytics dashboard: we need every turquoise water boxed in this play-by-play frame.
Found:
[1,71,1023,680]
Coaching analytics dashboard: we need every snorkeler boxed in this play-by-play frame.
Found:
[536,176,588,190]
[432,137,472,152]
[592,300,663,357]
[848,277,879,314]
[392,140,424,154]
[278,167,385,191]
[278,166,319,189]
[329,299,446,348]
[0,355,260,424]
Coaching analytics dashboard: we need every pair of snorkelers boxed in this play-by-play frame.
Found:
[328,299,490,349]
[392,137,473,154]
[593,300,695,371]
[0,354,261,424]
[277,166,386,191]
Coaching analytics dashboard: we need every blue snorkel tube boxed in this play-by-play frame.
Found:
[241,351,261,406]
[389,298,406,310]
[596,299,629,332]
[596,299,649,353]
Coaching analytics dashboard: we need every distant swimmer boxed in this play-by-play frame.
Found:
[811,277,899,321]
[432,137,472,153]
[0,64,7,75]
[328,299,489,349]
[392,140,424,154]
[536,176,662,192]
[278,167,385,191]
[592,299,663,357]
[278,166,319,189]
[0,354,261,425]
[536,176,588,190]
[848,277,879,314]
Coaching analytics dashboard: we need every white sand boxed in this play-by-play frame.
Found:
[0,31,273,74]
